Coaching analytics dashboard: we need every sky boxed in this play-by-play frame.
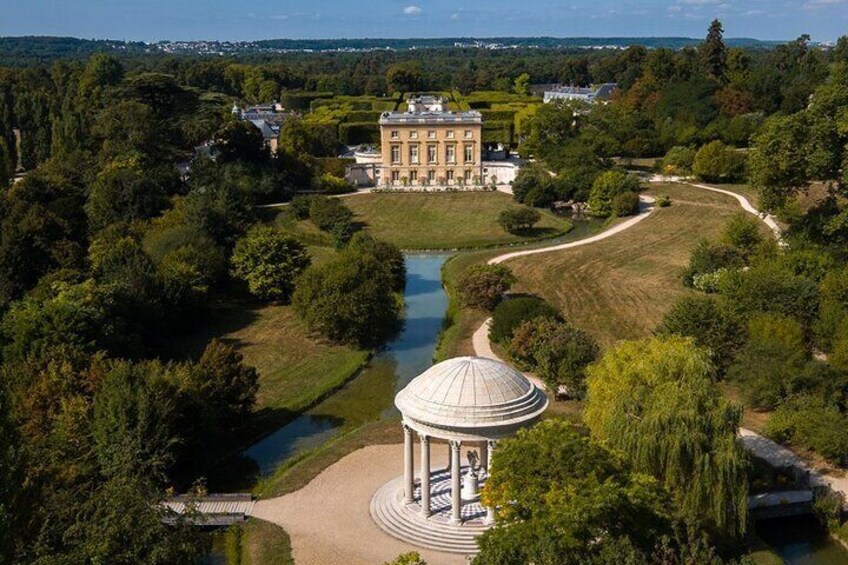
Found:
[1,0,847,42]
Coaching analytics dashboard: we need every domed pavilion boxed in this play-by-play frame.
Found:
[370,356,548,554]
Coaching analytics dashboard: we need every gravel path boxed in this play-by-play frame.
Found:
[251,444,466,565]
[487,195,656,265]
[472,178,848,503]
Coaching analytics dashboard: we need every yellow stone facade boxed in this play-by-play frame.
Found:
[378,111,483,187]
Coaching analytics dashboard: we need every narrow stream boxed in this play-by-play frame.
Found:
[756,516,848,564]
[240,254,451,477]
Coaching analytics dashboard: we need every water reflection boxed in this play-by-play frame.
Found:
[237,254,451,478]
[756,516,848,564]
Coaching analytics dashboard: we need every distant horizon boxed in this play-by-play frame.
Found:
[0,33,792,43]
[3,0,847,44]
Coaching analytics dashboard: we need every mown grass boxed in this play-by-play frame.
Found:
[212,518,294,565]
[500,183,750,347]
[252,357,400,497]
[344,192,573,250]
[168,299,369,448]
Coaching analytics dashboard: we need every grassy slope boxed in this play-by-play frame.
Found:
[168,243,368,447]
[344,192,572,249]
[503,183,749,347]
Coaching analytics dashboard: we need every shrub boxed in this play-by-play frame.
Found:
[692,141,746,183]
[656,195,671,207]
[728,313,808,410]
[722,212,764,257]
[498,207,541,234]
[456,264,516,312]
[313,173,354,195]
[587,170,642,217]
[611,191,640,217]
[347,232,406,292]
[656,295,744,377]
[509,317,598,396]
[309,197,354,244]
[292,251,401,347]
[289,195,314,220]
[682,239,745,287]
[230,225,311,301]
[512,164,558,207]
[658,146,697,176]
[766,395,848,466]
[489,297,561,344]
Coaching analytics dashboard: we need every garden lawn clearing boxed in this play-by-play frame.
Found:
[502,183,758,347]
[168,300,369,443]
[344,191,572,249]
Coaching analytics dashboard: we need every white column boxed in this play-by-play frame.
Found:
[480,441,488,472]
[420,434,431,516]
[486,440,496,524]
[450,440,462,525]
[403,424,414,504]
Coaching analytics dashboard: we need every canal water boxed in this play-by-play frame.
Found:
[240,254,451,477]
[756,516,848,564]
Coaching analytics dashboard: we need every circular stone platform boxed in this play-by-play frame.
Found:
[370,466,490,554]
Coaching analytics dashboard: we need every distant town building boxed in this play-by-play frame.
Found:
[542,83,618,104]
[376,96,483,187]
[232,102,291,153]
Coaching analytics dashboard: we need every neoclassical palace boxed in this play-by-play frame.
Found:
[378,96,484,187]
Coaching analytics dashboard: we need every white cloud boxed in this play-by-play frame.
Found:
[450,12,460,19]
[403,5,422,15]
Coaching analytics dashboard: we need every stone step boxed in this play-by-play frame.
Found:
[370,477,489,554]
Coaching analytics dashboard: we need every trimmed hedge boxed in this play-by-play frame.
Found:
[344,110,383,123]
[282,91,334,110]
[480,109,517,122]
[339,122,381,145]
[482,121,514,145]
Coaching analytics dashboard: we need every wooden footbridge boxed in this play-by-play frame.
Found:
[161,493,255,526]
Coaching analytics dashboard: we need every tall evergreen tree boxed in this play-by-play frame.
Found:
[700,19,728,84]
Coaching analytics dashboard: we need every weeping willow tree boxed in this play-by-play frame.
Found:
[583,336,748,540]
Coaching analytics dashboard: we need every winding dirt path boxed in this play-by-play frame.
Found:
[472,179,848,504]
[488,195,656,265]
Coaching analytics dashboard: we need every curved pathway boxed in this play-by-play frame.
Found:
[648,175,782,240]
[488,195,656,265]
[473,178,848,505]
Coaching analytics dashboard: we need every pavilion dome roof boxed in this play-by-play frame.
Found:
[395,356,548,431]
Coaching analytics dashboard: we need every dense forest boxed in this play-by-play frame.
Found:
[1,21,848,564]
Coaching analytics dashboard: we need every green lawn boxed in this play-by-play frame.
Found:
[212,518,294,565]
[344,192,573,249]
[167,300,369,445]
[501,183,759,347]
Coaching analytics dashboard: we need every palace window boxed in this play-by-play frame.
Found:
[427,130,436,139]
[464,130,473,139]
[446,145,456,164]
[427,144,437,164]
[390,130,399,139]
[410,170,418,182]
[428,170,436,183]
[464,144,474,164]
[464,169,472,181]
[410,131,418,139]
[391,170,400,183]
[446,130,455,139]
[446,170,455,183]
[391,145,401,164]
[410,145,419,165]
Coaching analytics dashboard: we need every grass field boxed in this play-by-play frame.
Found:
[212,519,294,565]
[502,183,762,347]
[168,300,369,444]
[344,192,573,249]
